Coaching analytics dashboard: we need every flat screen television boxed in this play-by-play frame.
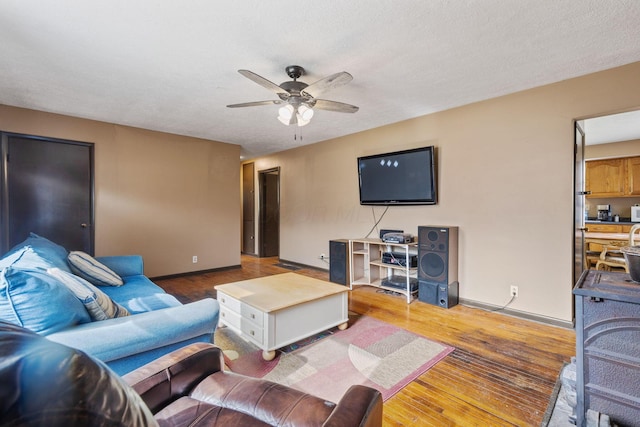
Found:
[357,146,437,205]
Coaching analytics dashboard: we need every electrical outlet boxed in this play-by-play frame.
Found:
[192,256,198,263]
[510,285,519,298]
[319,253,326,260]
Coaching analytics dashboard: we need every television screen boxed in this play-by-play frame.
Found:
[357,146,436,205]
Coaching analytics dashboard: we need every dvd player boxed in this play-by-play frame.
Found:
[382,232,414,243]
[382,252,418,268]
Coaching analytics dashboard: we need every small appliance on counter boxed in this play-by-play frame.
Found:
[632,205,640,222]
[597,204,611,221]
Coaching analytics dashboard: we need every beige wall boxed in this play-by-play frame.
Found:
[247,61,640,323]
[585,139,640,159]
[0,105,241,277]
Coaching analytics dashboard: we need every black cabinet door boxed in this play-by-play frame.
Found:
[2,133,94,254]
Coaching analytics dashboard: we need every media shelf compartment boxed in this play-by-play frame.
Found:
[370,260,418,271]
[348,238,418,304]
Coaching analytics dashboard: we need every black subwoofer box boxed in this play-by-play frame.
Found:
[418,280,459,308]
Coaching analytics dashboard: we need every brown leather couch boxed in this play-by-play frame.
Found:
[0,321,382,426]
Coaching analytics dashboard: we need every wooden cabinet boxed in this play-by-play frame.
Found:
[584,223,633,233]
[626,156,640,196]
[585,158,626,197]
[586,156,640,198]
[585,223,622,233]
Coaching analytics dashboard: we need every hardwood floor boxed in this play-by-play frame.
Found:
[155,255,576,426]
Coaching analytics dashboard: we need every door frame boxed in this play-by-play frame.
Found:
[258,167,280,257]
[242,162,256,255]
[572,121,587,324]
[573,121,586,281]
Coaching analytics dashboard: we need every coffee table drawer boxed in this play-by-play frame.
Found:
[241,304,264,327]
[218,292,241,312]
[219,306,242,329]
[241,322,263,346]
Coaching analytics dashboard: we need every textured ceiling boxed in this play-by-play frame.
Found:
[1,1,639,158]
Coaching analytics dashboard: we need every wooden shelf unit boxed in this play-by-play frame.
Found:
[349,238,418,303]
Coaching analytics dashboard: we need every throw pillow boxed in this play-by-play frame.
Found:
[47,268,130,321]
[68,251,124,287]
[0,232,71,272]
[0,267,91,335]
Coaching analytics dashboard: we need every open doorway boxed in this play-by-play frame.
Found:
[259,167,280,257]
[573,109,640,284]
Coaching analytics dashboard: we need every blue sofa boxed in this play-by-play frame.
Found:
[0,233,219,375]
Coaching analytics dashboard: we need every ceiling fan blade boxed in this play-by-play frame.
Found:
[226,100,283,108]
[313,99,359,113]
[238,70,290,97]
[302,72,353,98]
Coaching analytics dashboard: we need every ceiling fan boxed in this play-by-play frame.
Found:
[226,65,359,127]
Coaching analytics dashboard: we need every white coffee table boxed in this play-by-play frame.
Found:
[216,272,349,360]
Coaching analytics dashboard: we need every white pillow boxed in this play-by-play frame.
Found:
[47,268,129,321]
[68,251,124,287]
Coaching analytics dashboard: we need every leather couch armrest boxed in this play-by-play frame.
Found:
[323,385,383,427]
[123,342,225,414]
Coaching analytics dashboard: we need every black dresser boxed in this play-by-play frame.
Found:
[573,270,640,427]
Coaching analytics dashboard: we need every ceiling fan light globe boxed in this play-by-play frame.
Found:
[278,104,294,120]
[277,116,291,126]
[297,114,310,126]
[298,104,314,121]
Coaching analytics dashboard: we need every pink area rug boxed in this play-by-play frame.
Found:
[226,315,454,402]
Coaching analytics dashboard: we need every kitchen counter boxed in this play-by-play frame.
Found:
[584,232,631,242]
[586,219,638,225]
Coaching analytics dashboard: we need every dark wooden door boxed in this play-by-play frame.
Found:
[1,133,94,254]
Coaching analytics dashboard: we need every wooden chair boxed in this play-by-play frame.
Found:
[585,241,604,269]
[594,224,640,272]
[630,224,640,246]
[595,243,628,272]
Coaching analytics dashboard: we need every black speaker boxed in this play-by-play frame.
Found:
[418,280,438,305]
[418,226,458,285]
[418,280,459,308]
[329,239,349,286]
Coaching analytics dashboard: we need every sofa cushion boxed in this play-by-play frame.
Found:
[47,268,130,321]
[0,267,91,335]
[0,233,71,272]
[100,275,182,314]
[68,251,124,287]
